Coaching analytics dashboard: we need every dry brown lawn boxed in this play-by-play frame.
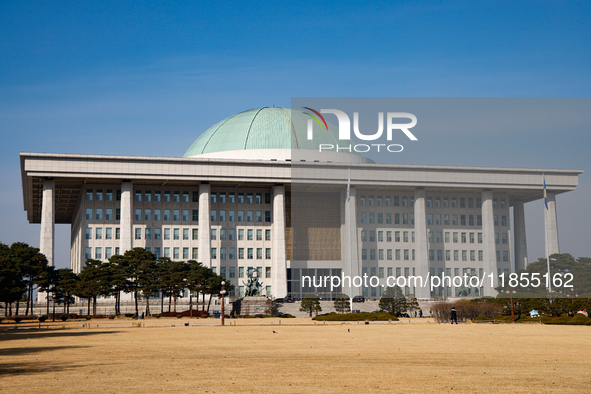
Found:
[1,318,590,393]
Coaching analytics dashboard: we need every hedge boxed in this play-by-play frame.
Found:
[313,312,399,321]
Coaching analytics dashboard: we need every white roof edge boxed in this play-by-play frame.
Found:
[18,152,584,174]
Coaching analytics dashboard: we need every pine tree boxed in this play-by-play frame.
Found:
[300,294,322,317]
[333,293,351,314]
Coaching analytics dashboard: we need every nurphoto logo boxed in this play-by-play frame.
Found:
[303,107,418,153]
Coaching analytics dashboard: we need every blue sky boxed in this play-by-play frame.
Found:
[1,1,590,268]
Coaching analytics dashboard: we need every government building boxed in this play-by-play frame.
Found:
[20,107,582,301]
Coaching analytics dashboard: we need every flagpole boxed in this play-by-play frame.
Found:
[543,173,552,293]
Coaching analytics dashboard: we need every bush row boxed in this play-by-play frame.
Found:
[313,312,399,321]
[432,300,502,323]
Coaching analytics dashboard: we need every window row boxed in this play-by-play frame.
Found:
[85,189,274,205]
[85,208,272,223]
[361,230,415,243]
[359,212,507,227]
[360,248,509,263]
[360,212,414,225]
[362,249,415,261]
[84,246,272,262]
[363,266,416,279]
[359,195,507,209]
[86,227,273,242]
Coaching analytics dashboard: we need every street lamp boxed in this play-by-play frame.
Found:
[220,281,227,326]
[506,288,516,323]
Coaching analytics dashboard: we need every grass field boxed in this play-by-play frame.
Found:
[1,318,590,393]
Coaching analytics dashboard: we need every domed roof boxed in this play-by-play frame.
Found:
[183,107,367,162]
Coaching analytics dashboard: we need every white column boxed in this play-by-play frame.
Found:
[513,201,528,271]
[38,178,55,303]
[198,182,211,267]
[413,187,430,299]
[343,186,360,298]
[40,179,55,266]
[120,181,133,253]
[544,192,560,256]
[271,185,287,298]
[481,190,498,296]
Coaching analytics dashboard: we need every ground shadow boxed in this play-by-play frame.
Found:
[0,330,120,342]
[0,345,90,357]
[0,361,117,377]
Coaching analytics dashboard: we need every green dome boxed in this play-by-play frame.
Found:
[183,107,361,157]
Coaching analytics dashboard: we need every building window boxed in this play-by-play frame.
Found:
[246,211,253,222]
[95,228,102,240]
[85,228,92,239]
[174,247,180,259]
[164,228,170,240]
[173,209,180,221]
[210,229,216,240]
[360,195,366,206]
[144,209,151,221]
[229,229,235,241]
[265,211,271,222]
[501,215,507,226]
[154,228,161,240]
[265,248,271,259]
[145,228,151,240]
[85,209,92,221]
[477,215,482,226]
[387,249,392,260]
[183,210,189,221]
[133,228,141,240]
[229,248,236,260]
[256,248,262,259]
[238,211,244,222]
[361,249,367,260]
[210,248,216,259]
[265,229,271,241]
[238,193,244,204]
[115,228,120,240]
[96,209,103,220]
[192,248,198,259]
[239,248,244,259]
[256,229,262,241]
[86,189,93,201]
[106,228,112,240]
[247,248,253,259]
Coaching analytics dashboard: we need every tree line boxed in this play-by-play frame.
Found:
[0,243,233,317]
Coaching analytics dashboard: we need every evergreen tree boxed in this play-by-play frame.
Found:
[379,285,407,316]
[300,294,322,317]
[333,293,351,314]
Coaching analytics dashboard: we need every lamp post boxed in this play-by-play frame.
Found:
[220,281,227,326]
[506,288,516,323]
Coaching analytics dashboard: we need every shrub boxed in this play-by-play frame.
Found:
[108,315,115,319]
[92,314,106,319]
[176,314,183,318]
[14,317,22,323]
[433,300,502,323]
[313,312,398,322]
[61,315,68,322]
[124,313,134,318]
[85,316,92,320]
[278,313,295,318]
[38,315,48,322]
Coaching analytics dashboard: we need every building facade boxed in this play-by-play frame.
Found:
[20,108,582,301]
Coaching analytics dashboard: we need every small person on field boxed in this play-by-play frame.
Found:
[450,307,458,324]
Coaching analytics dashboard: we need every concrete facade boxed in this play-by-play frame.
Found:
[20,152,582,300]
